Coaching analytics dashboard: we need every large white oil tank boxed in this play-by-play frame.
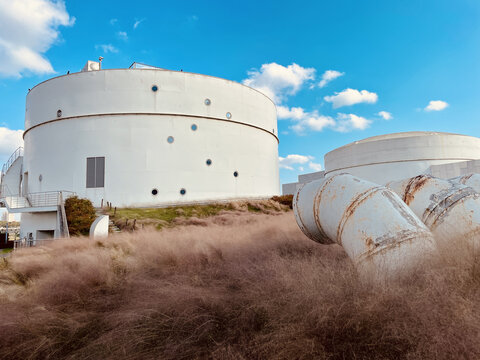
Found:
[324,132,480,184]
[22,66,279,207]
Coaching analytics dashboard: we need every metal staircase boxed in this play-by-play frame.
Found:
[1,147,23,183]
[0,147,73,240]
[0,185,74,213]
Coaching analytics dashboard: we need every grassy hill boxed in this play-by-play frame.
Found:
[0,206,479,359]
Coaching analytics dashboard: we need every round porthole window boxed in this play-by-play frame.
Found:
[152,85,158,92]
[167,136,174,143]
[57,109,62,117]
[233,171,239,177]
[204,98,211,106]
[226,112,232,119]
[180,188,186,195]
[206,159,212,166]
[191,124,198,131]
[152,189,158,195]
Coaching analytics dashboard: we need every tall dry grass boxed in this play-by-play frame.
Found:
[0,211,479,359]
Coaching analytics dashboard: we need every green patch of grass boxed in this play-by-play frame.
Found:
[1,248,13,254]
[107,203,235,229]
[247,204,262,212]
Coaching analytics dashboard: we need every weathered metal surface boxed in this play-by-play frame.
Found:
[294,173,435,277]
[387,174,480,247]
[450,173,480,193]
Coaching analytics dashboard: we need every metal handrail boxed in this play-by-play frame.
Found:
[0,188,75,209]
[1,147,23,176]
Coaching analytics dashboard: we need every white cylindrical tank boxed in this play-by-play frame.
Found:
[23,68,279,207]
[293,174,435,278]
[387,175,480,248]
[324,132,480,184]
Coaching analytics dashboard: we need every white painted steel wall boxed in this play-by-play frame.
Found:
[324,132,480,184]
[23,69,279,207]
[20,212,57,238]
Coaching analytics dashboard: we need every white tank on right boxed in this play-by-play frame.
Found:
[324,132,480,184]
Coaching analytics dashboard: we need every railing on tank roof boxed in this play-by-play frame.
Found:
[1,147,23,177]
[129,62,165,70]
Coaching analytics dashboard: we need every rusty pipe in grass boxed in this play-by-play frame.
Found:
[387,174,480,248]
[293,173,435,278]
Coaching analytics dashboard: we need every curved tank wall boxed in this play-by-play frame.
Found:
[324,132,480,184]
[23,69,279,207]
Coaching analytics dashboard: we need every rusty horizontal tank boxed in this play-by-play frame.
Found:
[450,173,480,193]
[293,173,435,278]
[387,174,480,248]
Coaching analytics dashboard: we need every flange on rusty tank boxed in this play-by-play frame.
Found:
[293,173,436,279]
[387,174,480,248]
[449,173,480,193]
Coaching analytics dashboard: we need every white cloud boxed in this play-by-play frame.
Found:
[309,162,323,171]
[334,113,372,132]
[95,44,118,54]
[278,154,312,170]
[425,100,448,112]
[291,111,336,134]
[318,70,344,88]
[117,31,128,40]
[279,154,323,172]
[133,18,145,29]
[0,0,74,77]
[110,18,118,25]
[0,127,24,164]
[243,63,315,103]
[378,111,392,120]
[277,105,307,120]
[279,106,372,134]
[324,88,378,108]
[279,105,335,134]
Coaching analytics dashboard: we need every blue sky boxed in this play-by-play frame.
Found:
[0,0,479,186]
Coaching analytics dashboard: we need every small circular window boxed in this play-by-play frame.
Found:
[180,188,186,195]
[152,188,158,195]
[167,136,174,143]
[233,171,239,177]
[226,112,232,119]
[57,109,62,117]
[206,159,212,166]
[204,98,211,106]
[152,85,158,92]
[39,174,43,182]
[191,124,198,131]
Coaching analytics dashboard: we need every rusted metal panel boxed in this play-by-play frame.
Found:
[387,174,480,247]
[294,173,435,278]
[450,173,480,193]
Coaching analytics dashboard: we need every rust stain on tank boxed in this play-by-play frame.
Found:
[312,179,333,244]
[425,187,478,229]
[403,175,430,205]
[336,187,382,243]
[365,236,375,251]
[460,173,475,185]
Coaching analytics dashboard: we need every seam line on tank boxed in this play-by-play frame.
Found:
[325,158,478,174]
[23,113,279,142]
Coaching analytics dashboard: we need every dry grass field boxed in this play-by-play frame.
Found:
[0,208,479,359]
